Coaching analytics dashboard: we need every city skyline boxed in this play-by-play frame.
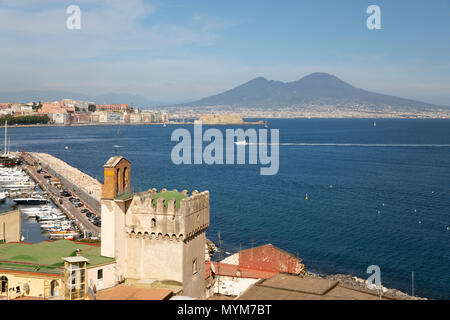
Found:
[0,0,449,105]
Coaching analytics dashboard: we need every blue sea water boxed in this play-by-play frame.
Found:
[5,119,450,299]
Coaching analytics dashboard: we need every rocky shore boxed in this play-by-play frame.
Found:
[305,272,425,300]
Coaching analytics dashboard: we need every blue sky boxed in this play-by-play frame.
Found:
[0,0,449,105]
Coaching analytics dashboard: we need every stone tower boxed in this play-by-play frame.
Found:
[100,156,209,299]
[101,156,132,278]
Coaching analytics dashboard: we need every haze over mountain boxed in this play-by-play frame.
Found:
[0,90,167,107]
[176,73,445,109]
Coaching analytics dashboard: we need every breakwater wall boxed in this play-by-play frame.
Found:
[27,152,102,215]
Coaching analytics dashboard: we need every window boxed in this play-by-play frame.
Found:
[16,286,20,293]
[97,269,103,280]
[192,258,198,275]
[151,218,156,228]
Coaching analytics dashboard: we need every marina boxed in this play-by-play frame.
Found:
[0,147,101,241]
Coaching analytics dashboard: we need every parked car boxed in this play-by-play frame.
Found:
[81,209,89,213]
[60,190,71,197]
[75,203,83,208]
[43,175,51,179]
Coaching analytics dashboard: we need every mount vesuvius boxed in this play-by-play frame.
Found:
[175,73,444,109]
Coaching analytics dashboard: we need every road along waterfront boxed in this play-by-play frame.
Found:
[20,152,101,238]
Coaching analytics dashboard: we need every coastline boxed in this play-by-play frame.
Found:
[4,116,449,129]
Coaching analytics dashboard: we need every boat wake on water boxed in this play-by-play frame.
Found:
[247,143,450,147]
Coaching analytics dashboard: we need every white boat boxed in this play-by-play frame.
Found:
[13,197,48,205]
[23,209,59,218]
[20,205,53,211]
[37,214,66,222]
[49,230,78,240]
[0,192,5,202]
[40,222,72,230]
[4,183,36,190]
[0,176,29,183]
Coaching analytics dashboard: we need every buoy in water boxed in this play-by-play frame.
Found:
[65,146,69,150]
[305,193,308,201]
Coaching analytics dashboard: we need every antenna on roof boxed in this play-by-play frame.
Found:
[218,231,222,296]
[113,145,121,155]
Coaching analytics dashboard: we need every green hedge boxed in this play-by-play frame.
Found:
[0,115,50,125]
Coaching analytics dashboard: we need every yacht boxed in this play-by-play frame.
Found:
[235,140,249,146]
[3,183,35,190]
[49,230,78,240]
[13,196,49,205]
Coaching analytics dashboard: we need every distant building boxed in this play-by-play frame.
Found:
[40,102,74,116]
[106,112,121,122]
[129,113,142,123]
[96,104,129,112]
[60,99,91,112]
[69,112,91,124]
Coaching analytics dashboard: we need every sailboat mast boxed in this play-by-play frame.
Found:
[4,120,7,155]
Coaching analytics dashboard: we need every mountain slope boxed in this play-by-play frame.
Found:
[179,73,443,109]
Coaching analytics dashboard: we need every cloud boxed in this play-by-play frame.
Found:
[0,1,448,105]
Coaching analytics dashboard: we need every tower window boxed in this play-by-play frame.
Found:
[97,269,103,280]
[151,218,156,228]
[192,258,198,275]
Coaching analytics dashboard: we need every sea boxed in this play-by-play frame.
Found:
[2,118,450,299]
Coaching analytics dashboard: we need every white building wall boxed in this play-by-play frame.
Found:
[87,263,116,291]
[214,276,260,296]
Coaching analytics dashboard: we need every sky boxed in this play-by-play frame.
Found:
[0,0,449,105]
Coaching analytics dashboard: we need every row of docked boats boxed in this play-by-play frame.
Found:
[0,167,35,191]
[20,204,79,240]
[0,166,80,240]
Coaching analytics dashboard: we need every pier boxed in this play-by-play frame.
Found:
[20,152,101,238]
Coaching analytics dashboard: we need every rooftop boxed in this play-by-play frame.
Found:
[0,240,114,274]
[237,273,401,300]
[207,261,278,280]
[104,155,127,167]
[95,285,173,300]
[152,191,187,208]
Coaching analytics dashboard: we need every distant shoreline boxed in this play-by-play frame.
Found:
[4,117,449,129]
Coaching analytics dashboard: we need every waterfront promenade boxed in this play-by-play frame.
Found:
[21,152,101,238]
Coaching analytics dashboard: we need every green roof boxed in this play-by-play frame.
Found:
[152,191,187,208]
[0,240,114,274]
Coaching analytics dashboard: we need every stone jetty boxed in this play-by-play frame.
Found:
[29,152,101,201]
